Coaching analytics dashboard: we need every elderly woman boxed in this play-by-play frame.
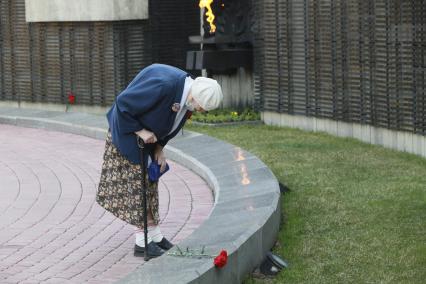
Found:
[96,64,223,257]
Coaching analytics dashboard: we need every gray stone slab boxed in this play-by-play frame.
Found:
[209,155,266,171]
[118,256,205,284]
[176,129,202,139]
[214,192,278,215]
[209,158,268,179]
[234,227,263,281]
[180,148,253,167]
[217,167,277,189]
[95,129,108,140]
[0,116,17,125]
[261,199,281,253]
[170,136,237,156]
[15,117,47,129]
[0,108,21,116]
[51,112,101,124]
[189,256,240,284]
[4,108,62,118]
[183,215,256,245]
[217,180,279,203]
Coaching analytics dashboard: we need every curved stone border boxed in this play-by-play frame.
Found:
[0,107,281,284]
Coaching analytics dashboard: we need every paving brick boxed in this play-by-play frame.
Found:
[18,280,40,284]
[0,124,213,283]
[41,277,73,284]
[4,271,35,282]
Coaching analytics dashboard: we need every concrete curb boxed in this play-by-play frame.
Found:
[189,120,263,127]
[0,107,281,284]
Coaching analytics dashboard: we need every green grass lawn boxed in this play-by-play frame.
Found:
[185,123,426,284]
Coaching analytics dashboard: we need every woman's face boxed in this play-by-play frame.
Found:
[191,98,206,113]
[187,93,206,113]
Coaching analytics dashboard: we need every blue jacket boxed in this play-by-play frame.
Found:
[107,64,191,164]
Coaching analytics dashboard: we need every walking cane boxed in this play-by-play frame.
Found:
[137,136,149,261]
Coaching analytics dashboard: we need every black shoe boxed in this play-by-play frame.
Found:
[134,241,165,258]
[155,237,174,251]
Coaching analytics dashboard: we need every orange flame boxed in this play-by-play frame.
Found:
[199,0,216,33]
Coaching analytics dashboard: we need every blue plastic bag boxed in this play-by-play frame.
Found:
[148,161,170,182]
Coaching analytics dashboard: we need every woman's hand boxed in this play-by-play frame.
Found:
[154,145,167,173]
[135,129,157,144]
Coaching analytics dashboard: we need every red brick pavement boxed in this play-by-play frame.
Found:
[0,125,214,284]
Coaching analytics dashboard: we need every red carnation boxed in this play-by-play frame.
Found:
[213,250,228,268]
[186,110,193,120]
[68,92,75,104]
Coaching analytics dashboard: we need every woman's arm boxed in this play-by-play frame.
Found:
[114,78,168,134]
[135,129,157,144]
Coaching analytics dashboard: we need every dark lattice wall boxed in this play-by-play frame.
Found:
[254,0,426,135]
[150,0,200,70]
[0,0,199,106]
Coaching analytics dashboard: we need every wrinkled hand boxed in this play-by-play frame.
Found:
[154,146,167,173]
[135,129,157,144]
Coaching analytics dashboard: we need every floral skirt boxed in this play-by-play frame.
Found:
[96,131,160,227]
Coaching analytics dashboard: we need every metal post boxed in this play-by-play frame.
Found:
[137,136,149,261]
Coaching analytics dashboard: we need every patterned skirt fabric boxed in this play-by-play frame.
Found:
[96,131,160,227]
